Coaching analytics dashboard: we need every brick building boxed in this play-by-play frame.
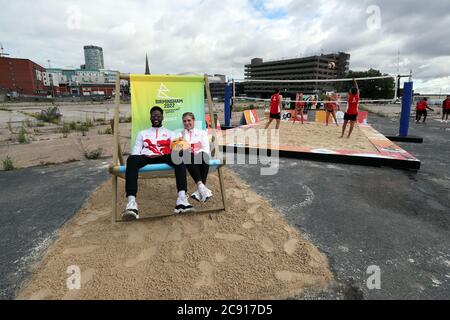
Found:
[0,57,48,96]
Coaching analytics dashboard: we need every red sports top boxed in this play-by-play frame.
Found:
[132,127,174,157]
[296,100,305,109]
[416,101,427,111]
[444,99,450,110]
[270,93,281,114]
[347,93,359,115]
[295,94,304,109]
[326,102,337,111]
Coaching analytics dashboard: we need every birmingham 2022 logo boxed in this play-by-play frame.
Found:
[155,83,184,112]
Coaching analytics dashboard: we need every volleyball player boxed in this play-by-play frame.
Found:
[325,94,340,126]
[264,88,283,130]
[340,80,359,138]
[293,92,305,124]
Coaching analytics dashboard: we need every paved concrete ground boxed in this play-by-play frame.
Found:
[0,160,110,299]
[0,114,448,300]
[229,115,450,300]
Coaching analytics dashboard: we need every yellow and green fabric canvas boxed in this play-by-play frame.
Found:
[130,74,205,149]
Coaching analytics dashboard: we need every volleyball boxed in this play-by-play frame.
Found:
[170,139,190,151]
[328,61,336,69]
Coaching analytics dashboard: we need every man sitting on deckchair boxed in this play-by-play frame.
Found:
[122,106,193,220]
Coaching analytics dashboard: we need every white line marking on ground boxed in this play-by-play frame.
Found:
[287,185,315,211]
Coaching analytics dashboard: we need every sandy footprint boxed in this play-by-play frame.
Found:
[76,214,100,226]
[167,223,184,242]
[284,239,299,256]
[194,261,214,288]
[275,271,324,286]
[76,209,107,226]
[63,245,100,255]
[253,212,263,223]
[215,233,246,242]
[27,289,52,300]
[229,188,244,199]
[125,247,157,268]
[308,249,327,269]
[150,223,170,243]
[248,204,260,215]
[126,223,149,244]
[244,192,260,204]
[171,241,186,262]
[242,221,254,230]
[112,230,127,239]
[215,253,226,263]
[203,218,219,230]
[71,229,84,238]
[182,219,203,237]
[284,226,297,237]
[261,237,275,253]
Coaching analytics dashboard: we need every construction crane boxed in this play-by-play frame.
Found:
[0,42,10,57]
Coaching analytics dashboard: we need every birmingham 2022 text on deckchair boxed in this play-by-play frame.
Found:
[109,73,227,223]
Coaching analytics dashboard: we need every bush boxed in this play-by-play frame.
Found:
[77,123,89,136]
[60,123,71,138]
[119,116,132,123]
[17,127,28,144]
[37,106,62,123]
[69,122,77,130]
[84,148,103,160]
[24,119,33,128]
[85,119,95,128]
[2,156,14,171]
[98,127,113,135]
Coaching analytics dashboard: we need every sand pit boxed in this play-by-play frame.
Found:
[221,122,378,153]
[17,168,332,300]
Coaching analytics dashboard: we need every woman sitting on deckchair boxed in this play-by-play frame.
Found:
[174,112,213,202]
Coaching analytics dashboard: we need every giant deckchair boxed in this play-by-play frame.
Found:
[109,73,227,223]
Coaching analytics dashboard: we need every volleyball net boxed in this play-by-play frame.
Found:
[231,75,399,104]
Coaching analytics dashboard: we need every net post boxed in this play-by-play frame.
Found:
[399,82,413,137]
[224,83,232,127]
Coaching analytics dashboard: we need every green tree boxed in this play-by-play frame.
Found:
[343,69,395,100]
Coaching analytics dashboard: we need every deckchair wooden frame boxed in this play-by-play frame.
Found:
[109,73,227,223]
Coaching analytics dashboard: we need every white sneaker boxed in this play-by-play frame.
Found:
[174,195,194,214]
[122,199,139,221]
[191,190,201,202]
[199,185,213,202]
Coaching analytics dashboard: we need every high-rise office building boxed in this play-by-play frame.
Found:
[83,45,104,70]
[244,52,350,97]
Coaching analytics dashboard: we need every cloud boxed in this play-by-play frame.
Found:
[0,0,449,93]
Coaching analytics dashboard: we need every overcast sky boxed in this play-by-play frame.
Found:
[1,0,449,93]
